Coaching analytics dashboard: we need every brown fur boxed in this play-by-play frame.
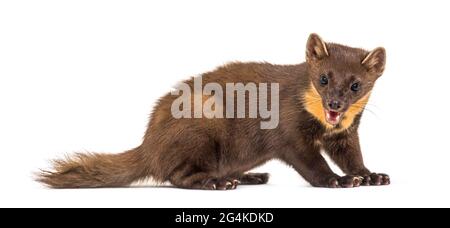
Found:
[37,34,390,189]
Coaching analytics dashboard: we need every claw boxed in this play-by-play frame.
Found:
[361,173,390,186]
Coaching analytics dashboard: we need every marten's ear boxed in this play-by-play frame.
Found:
[306,33,329,62]
[362,47,386,76]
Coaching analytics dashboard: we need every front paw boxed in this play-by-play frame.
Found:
[361,173,390,186]
[328,175,364,188]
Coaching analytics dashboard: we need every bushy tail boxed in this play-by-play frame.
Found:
[37,147,146,188]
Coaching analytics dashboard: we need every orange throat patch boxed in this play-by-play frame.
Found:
[303,83,370,132]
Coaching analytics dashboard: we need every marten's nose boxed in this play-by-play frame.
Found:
[328,100,342,110]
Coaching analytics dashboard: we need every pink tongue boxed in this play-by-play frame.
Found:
[329,111,339,120]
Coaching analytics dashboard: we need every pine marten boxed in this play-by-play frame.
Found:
[37,33,390,189]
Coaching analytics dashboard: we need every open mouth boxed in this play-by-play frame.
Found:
[325,110,343,125]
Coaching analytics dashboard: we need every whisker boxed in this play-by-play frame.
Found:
[351,104,379,118]
[302,98,321,105]
[303,101,321,107]
[364,102,380,107]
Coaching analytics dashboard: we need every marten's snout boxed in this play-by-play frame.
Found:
[327,100,344,111]
[324,99,347,126]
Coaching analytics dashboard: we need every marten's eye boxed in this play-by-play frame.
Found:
[319,74,328,85]
[351,82,360,92]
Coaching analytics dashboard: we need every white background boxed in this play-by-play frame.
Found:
[1,0,449,208]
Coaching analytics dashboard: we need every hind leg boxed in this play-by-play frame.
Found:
[168,158,241,190]
[169,168,240,190]
[239,173,269,185]
[203,177,240,190]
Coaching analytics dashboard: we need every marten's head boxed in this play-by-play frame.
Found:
[303,33,386,131]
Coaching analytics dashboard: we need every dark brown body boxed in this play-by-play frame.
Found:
[38,34,390,189]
